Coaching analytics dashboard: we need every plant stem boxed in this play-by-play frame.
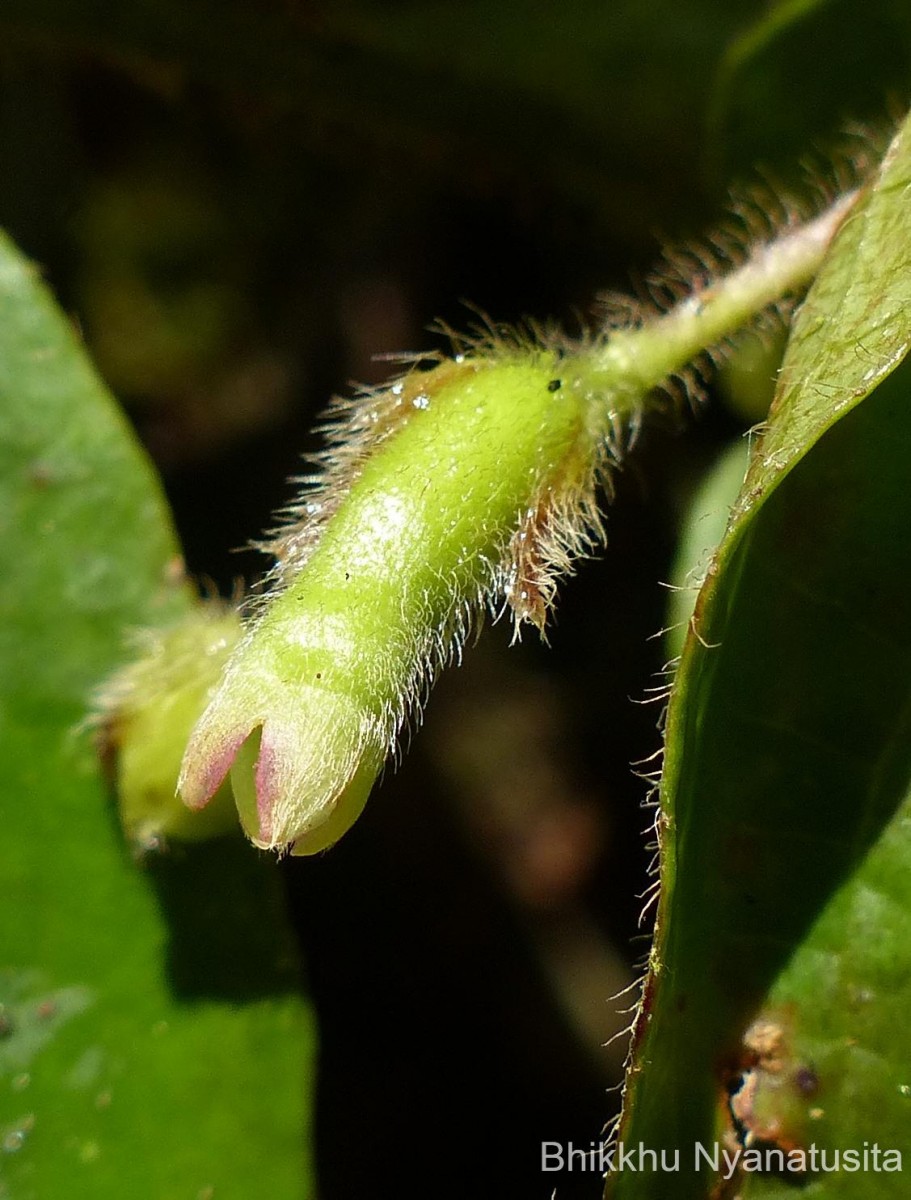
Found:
[582,189,860,396]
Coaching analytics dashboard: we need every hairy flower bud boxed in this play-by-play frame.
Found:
[179,347,628,853]
[97,603,243,851]
[178,190,857,855]
[179,629,385,854]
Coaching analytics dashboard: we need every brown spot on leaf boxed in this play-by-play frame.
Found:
[714,1007,823,1192]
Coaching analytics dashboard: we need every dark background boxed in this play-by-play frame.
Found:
[2,2,908,1196]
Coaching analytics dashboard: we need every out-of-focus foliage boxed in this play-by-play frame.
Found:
[0,230,315,1198]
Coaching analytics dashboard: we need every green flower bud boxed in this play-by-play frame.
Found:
[98,603,243,851]
[179,347,629,853]
[178,191,856,855]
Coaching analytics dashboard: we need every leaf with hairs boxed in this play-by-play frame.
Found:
[610,108,911,1199]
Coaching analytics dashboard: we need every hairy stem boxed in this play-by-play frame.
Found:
[586,189,859,394]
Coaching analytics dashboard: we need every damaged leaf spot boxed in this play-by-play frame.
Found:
[719,1009,823,1191]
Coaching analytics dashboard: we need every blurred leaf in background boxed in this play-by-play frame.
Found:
[0,231,314,1198]
[0,2,908,1197]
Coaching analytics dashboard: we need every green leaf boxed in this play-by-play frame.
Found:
[665,436,751,663]
[706,0,834,162]
[705,0,911,181]
[610,111,911,1196]
[0,231,315,1198]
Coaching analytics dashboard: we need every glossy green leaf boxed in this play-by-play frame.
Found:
[0,231,315,1198]
[666,437,750,663]
[610,111,911,1197]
